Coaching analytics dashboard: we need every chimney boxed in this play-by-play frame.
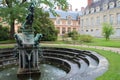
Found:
[58,5,61,10]
[69,4,72,11]
[68,4,72,11]
[88,0,93,6]
[75,8,78,11]
[81,7,85,11]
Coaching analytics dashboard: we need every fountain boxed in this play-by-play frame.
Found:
[14,0,42,79]
[0,0,109,80]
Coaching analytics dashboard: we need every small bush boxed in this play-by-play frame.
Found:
[62,34,68,41]
[68,30,79,41]
[80,35,93,42]
[0,25,9,41]
[68,31,78,37]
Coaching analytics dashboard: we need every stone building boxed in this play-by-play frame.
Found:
[80,0,120,38]
[49,8,81,36]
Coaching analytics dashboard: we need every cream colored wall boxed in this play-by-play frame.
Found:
[80,7,120,37]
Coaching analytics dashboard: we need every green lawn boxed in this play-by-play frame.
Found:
[83,38,120,48]
[57,37,120,48]
[42,38,120,48]
[0,40,15,44]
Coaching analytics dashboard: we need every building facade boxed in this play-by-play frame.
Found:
[80,0,120,38]
[49,9,81,36]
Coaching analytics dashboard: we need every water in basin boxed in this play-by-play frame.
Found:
[0,64,67,80]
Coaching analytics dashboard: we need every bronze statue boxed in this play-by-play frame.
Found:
[14,0,42,79]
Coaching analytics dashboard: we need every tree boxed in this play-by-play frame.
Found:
[33,8,58,41]
[0,0,28,39]
[0,25,9,41]
[102,23,114,40]
[0,0,68,39]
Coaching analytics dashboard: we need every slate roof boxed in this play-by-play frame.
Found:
[88,0,117,8]
[85,0,118,14]
[48,10,82,20]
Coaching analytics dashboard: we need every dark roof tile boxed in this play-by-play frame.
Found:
[49,10,81,20]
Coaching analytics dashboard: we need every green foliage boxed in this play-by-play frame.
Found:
[68,31,78,37]
[68,30,79,40]
[62,34,69,41]
[0,25,9,41]
[102,23,114,40]
[70,30,79,41]
[80,35,93,42]
[33,8,58,41]
[0,0,68,39]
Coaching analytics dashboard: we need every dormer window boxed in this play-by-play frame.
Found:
[86,9,89,14]
[56,17,61,24]
[109,2,115,8]
[96,6,100,12]
[91,8,94,13]
[67,16,72,25]
[116,0,120,7]
[103,4,108,10]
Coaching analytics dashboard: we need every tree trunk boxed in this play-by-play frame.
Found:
[9,20,15,40]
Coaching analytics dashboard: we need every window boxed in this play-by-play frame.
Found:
[116,0,120,7]
[91,29,93,32]
[62,28,66,34]
[86,18,89,26]
[68,28,71,33]
[109,2,115,9]
[96,6,100,12]
[67,16,72,25]
[86,9,89,14]
[96,16,100,25]
[117,13,120,24]
[91,17,94,25]
[103,15,107,22]
[103,4,108,10]
[110,14,114,24]
[56,17,61,24]
[81,19,84,27]
[91,8,95,13]
[73,28,76,31]
[86,30,88,32]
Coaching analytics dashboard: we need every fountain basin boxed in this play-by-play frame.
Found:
[0,47,109,80]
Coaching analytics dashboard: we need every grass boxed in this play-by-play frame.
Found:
[57,37,120,48]
[83,38,120,48]
[0,40,15,44]
[41,44,120,80]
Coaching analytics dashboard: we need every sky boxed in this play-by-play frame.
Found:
[68,0,87,11]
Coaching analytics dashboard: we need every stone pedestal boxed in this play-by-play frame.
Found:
[17,68,41,80]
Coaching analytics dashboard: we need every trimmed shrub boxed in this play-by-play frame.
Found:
[0,25,9,41]
[68,31,78,37]
[80,35,93,42]
[68,30,79,41]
